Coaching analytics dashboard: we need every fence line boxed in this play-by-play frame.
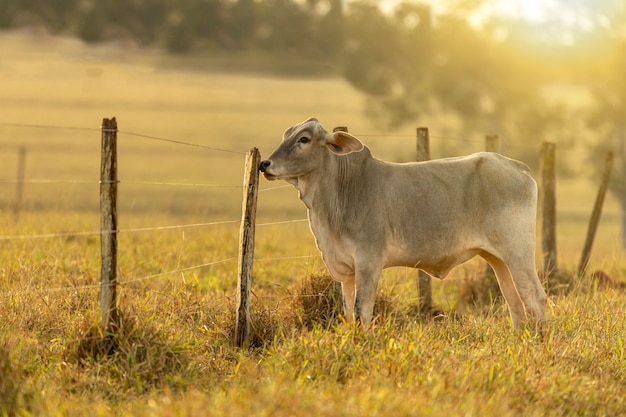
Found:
[2,122,622,248]
[354,132,580,150]
[0,179,156,186]
[0,200,621,241]
[0,122,100,132]
[0,217,310,241]
[2,120,584,154]
[0,220,239,241]
[2,179,625,192]
[5,204,621,242]
[2,119,623,340]
[120,258,239,285]
[0,122,246,154]
[0,179,296,192]
[0,179,96,184]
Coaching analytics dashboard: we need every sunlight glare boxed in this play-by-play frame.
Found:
[493,0,608,28]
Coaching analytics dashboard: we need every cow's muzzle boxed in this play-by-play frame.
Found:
[259,160,271,173]
[259,159,277,180]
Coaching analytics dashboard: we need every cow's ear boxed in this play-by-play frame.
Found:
[324,131,364,155]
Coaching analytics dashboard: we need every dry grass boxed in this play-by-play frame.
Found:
[2,209,626,416]
[1,30,626,416]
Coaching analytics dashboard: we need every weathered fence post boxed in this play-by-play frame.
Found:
[100,117,119,334]
[484,135,500,280]
[485,134,500,153]
[540,142,557,279]
[235,147,261,348]
[416,127,432,315]
[577,151,614,277]
[13,145,27,220]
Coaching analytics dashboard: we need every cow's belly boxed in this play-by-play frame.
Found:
[384,241,481,279]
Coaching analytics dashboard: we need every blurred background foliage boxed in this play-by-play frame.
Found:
[1,0,624,135]
[1,0,625,238]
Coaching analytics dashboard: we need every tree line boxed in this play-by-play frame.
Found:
[0,0,344,54]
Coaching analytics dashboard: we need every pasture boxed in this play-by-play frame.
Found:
[1,31,626,416]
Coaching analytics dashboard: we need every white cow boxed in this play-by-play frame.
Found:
[260,118,547,328]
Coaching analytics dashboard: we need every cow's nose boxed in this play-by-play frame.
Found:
[259,160,271,172]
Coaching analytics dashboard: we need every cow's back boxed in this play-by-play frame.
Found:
[372,151,535,220]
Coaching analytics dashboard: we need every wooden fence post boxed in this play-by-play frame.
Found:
[235,147,261,348]
[485,134,500,153]
[100,117,119,334]
[540,142,557,279]
[577,151,614,277]
[13,146,27,220]
[416,127,432,314]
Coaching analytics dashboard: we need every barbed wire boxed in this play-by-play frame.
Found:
[0,121,248,155]
[119,130,246,155]
[0,121,100,132]
[119,257,238,285]
[0,179,95,184]
[5,206,624,243]
[0,220,240,241]
[0,180,241,188]
[257,219,308,227]
[0,180,295,193]
[0,217,311,241]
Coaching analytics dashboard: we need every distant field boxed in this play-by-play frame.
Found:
[1,30,625,417]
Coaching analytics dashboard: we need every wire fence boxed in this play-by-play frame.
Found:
[1,120,624,302]
[0,122,297,295]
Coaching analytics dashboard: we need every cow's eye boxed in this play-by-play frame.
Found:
[298,136,310,144]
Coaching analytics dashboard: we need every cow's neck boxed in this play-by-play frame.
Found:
[294,149,369,232]
[289,173,320,210]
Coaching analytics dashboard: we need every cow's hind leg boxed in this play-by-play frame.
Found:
[501,255,547,321]
[480,251,528,328]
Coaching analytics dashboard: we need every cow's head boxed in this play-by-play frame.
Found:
[260,118,364,181]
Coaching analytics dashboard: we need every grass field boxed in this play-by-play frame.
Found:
[1,30,626,416]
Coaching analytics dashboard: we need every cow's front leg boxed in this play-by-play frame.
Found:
[341,276,356,322]
[354,266,381,327]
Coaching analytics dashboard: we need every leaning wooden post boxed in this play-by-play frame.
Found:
[416,127,432,315]
[235,147,261,348]
[577,151,614,277]
[100,117,119,334]
[540,142,557,279]
[13,145,27,220]
[484,135,500,280]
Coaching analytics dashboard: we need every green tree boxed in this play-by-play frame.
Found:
[0,0,20,28]
[342,2,544,123]
[227,0,257,49]
[589,37,626,247]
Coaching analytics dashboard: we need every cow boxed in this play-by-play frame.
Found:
[259,118,547,328]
